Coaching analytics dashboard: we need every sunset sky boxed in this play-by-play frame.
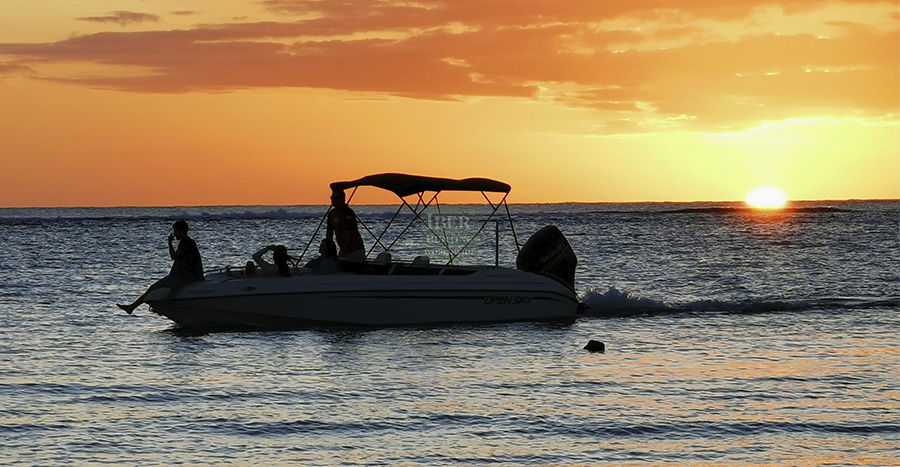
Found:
[1,0,897,207]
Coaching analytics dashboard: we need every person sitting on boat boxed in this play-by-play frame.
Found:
[303,239,339,271]
[252,244,293,276]
[117,220,204,314]
[326,189,365,261]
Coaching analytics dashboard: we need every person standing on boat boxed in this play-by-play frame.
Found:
[117,220,204,314]
[326,189,365,260]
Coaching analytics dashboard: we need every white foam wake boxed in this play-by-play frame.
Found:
[579,286,899,318]
[580,287,670,317]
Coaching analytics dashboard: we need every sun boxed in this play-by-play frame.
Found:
[746,186,788,209]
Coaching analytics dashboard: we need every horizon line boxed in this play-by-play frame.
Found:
[2,198,897,210]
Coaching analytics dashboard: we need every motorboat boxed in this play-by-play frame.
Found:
[144,173,579,330]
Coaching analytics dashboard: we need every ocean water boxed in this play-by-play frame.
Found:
[0,201,897,466]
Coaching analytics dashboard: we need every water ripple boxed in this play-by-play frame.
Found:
[1,202,897,466]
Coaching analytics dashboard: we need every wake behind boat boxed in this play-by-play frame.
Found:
[143,173,579,330]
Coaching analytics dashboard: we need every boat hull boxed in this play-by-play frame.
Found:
[146,268,578,330]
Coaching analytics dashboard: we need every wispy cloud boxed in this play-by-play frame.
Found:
[2,0,897,132]
[0,61,34,79]
[77,11,160,26]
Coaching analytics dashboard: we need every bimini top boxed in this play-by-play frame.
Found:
[330,173,511,198]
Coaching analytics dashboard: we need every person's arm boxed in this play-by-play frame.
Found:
[252,246,281,274]
[325,210,336,241]
[168,233,178,260]
[252,246,274,267]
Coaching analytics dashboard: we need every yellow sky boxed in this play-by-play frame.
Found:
[0,0,897,207]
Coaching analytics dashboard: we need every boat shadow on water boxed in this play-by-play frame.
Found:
[161,316,579,337]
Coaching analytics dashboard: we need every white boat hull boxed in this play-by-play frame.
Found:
[146,268,578,330]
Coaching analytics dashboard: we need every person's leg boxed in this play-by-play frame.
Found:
[341,248,366,261]
[117,276,171,314]
[164,276,193,300]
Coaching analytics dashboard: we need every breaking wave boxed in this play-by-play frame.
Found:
[0,207,329,224]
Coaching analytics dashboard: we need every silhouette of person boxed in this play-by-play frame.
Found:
[252,244,293,276]
[304,238,339,271]
[117,220,204,314]
[326,189,365,260]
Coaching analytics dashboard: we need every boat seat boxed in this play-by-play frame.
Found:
[412,256,430,266]
[372,252,392,265]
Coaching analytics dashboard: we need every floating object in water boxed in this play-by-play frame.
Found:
[584,340,605,352]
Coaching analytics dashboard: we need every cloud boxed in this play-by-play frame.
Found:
[1,0,897,132]
[0,61,34,80]
[77,11,160,26]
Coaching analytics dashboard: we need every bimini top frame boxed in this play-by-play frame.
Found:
[299,173,519,266]
[329,173,511,197]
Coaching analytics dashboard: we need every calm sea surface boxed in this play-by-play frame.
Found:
[0,201,897,466]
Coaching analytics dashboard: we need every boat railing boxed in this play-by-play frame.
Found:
[209,255,483,279]
[209,264,313,279]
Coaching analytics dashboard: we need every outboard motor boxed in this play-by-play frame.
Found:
[516,225,577,292]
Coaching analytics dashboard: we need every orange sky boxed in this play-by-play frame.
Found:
[1,0,897,207]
